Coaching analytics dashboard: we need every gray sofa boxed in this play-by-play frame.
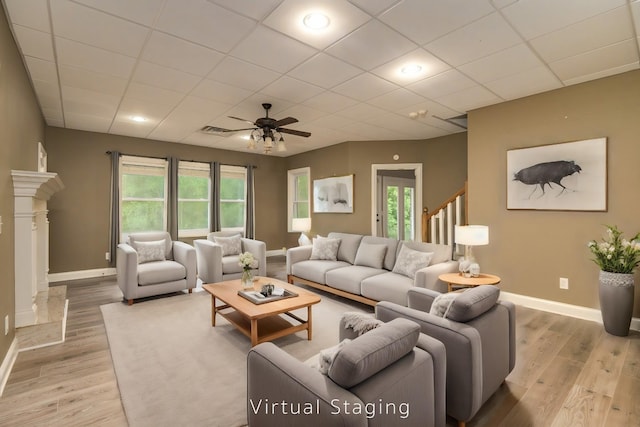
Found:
[376,286,516,427]
[287,232,458,306]
[247,317,446,427]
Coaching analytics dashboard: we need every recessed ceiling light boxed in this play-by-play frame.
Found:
[131,116,147,123]
[400,64,422,76]
[303,12,330,30]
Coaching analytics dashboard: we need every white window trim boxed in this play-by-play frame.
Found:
[287,167,310,232]
[178,161,211,238]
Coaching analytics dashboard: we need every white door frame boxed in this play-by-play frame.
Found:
[371,163,422,240]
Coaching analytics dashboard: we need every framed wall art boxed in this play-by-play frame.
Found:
[507,137,607,211]
[313,175,354,213]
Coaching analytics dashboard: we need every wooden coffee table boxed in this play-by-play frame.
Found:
[202,277,321,346]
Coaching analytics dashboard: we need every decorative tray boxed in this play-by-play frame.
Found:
[237,288,298,305]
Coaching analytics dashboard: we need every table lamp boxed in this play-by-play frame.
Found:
[291,218,312,246]
[454,225,489,277]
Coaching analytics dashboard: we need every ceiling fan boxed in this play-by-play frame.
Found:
[201,103,311,153]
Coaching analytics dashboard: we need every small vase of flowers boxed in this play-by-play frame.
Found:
[588,225,640,336]
[239,252,257,290]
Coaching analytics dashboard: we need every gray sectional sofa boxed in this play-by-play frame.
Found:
[286,232,459,306]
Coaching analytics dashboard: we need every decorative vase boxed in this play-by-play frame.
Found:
[598,270,635,336]
[241,269,254,290]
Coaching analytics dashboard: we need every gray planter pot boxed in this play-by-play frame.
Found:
[598,270,635,336]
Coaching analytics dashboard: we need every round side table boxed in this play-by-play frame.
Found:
[438,272,501,293]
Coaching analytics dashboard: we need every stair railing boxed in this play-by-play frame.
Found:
[422,182,467,245]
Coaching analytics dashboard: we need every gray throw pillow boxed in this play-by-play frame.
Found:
[310,237,341,261]
[328,318,419,388]
[133,239,166,264]
[213,234,242,256]
[446,286,500,322]
[392,245,433,278]
[354,243,387,269]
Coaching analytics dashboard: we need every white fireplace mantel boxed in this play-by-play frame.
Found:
[12,170,64,327]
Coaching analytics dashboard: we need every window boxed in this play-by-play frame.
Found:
[119,155,168,241]
[220,165,246,233]
[287,167,310,231]
[178,161,210,238]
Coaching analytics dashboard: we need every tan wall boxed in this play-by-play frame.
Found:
[284,133,468,247]
[0,8,45,363]
[468,69,640,316]
[45,127,287,273]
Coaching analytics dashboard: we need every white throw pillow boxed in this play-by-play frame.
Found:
[134,240,166,264]
[318,339,351,375]
[310,237,341,261]
[429,292,459,318]
[392,245,433,279]
[213,234,242,256]
[354,243,387,269]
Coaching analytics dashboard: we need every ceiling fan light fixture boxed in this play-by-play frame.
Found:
[276,136,287,152]
[303,12,330,30]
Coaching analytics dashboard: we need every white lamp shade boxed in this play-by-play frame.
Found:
[455,225,489,246]
[291,217,311,232]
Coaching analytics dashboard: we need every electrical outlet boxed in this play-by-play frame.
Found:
[4,315,9,335]
[105,252,110,261]
[559,277,569,289]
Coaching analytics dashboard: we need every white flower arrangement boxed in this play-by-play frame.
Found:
[239,252,257,271]
[588,225,640,274]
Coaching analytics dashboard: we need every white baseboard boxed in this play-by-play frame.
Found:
[266,249,286,257]
[49,268,116,283]
[500,291,640,332]
[0,338,18,397]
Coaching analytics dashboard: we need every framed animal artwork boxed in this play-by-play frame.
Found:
[313,175,354,213]
[507,137,607,211]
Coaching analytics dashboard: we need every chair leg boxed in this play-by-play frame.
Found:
[127,299,133,306]
[458,421,465,427]
[188,288,193,294]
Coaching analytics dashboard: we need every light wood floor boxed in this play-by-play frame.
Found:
[1,261,639,426]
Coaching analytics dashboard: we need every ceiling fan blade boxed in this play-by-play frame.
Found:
[200,125,255,134]
[279,128,311,138]
[273,117,298,127]
[228,116,256,125]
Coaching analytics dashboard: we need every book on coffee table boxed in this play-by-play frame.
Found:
[237,288,298,305]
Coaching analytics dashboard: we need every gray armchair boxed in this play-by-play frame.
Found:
[116,231,196,305]
[375,286,516,427]
[194,231,266,284]
[247,318,446,427]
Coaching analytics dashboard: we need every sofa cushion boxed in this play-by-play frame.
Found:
[392,245,433,279]
[361,272,413,306]
[446,285,500,322]
[213,234,242,256]
[137,260,186,285]
[328,318,420,388]
[325,266,385,295]
[401,241,452,265]
[133,239,166,264]
[291,260,350,284]
[360,236,400,271]
[221,255,242,274]
[354,243,387,269]
[328,232,363,264]
[310,237,341,261]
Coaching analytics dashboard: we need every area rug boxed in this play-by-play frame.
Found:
[100,289,371,427]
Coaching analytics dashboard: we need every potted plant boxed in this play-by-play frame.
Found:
[588,225,640,336]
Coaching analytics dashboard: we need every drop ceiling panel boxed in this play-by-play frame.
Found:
[51,0,149,57]
[12,25,54,61]
[59,65,128,97]
[435,85,502,113]
[379,0,494,44]
[501,0,627,40]
[210,0,282,21]
[3,0,50,32]
[530,7,634,63]
[262,0,371,50]
[326,20,415,70]
[260,76,325,104]
[426,12,523,66]
[141,31,225,76]
[302,91,360,113]
[192,79,253,105]
[61,85,120,117]
[64,112,112,133]
[125,82,185,107]
[156,0,256,52]
[71,0,166,27]
[408,69,478,100]
[371,48,450,85]
[207,57,281,91]
[55,37,136,79]
[229,26,317,74]
[484,66,562,100]
[332,72,398,101]
[459,44,545,83]
[149,96,231,142]
[24,56,58,84]
[132,61,202,94]
[288,53,362,89]
[367,89,428,112]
